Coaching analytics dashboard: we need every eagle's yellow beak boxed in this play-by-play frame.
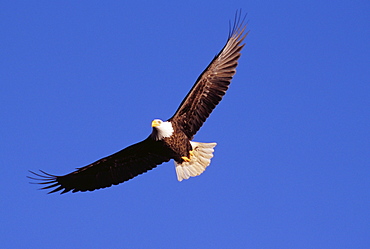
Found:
[152,120,161,127]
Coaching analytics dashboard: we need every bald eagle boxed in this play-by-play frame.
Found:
[29,13,248,194]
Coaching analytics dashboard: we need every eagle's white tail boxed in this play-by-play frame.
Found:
[175,141,217,181]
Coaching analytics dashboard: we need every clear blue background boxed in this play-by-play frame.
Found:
[1,1,369,248]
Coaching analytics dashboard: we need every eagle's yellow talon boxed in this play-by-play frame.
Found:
[181,150,194,162]
[181,156,191,162]
[189,150,194,157]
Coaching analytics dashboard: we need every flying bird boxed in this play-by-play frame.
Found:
[29,13,248,194]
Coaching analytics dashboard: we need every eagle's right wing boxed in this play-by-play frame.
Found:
[169,12,248,139]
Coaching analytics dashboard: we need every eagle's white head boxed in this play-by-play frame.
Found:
[150,119,174,141]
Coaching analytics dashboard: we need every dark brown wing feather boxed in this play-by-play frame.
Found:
[28,137,171,194]
[169,13,248,139]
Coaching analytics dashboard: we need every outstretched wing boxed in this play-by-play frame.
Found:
[169,12,248,139]
[28,137,171,194]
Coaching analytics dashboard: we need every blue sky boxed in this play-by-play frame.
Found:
[1,1,369,248]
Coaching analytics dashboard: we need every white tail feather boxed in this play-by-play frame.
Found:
[175,141,217,181]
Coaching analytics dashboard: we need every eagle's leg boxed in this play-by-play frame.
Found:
[181,150,194,162]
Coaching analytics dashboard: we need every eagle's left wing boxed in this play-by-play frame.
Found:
[28,137,171,194]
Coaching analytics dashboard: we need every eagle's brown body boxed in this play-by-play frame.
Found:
[162,121,193,163]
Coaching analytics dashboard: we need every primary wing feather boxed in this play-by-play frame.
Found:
[28,138,171,194]
[170,14,248,139]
